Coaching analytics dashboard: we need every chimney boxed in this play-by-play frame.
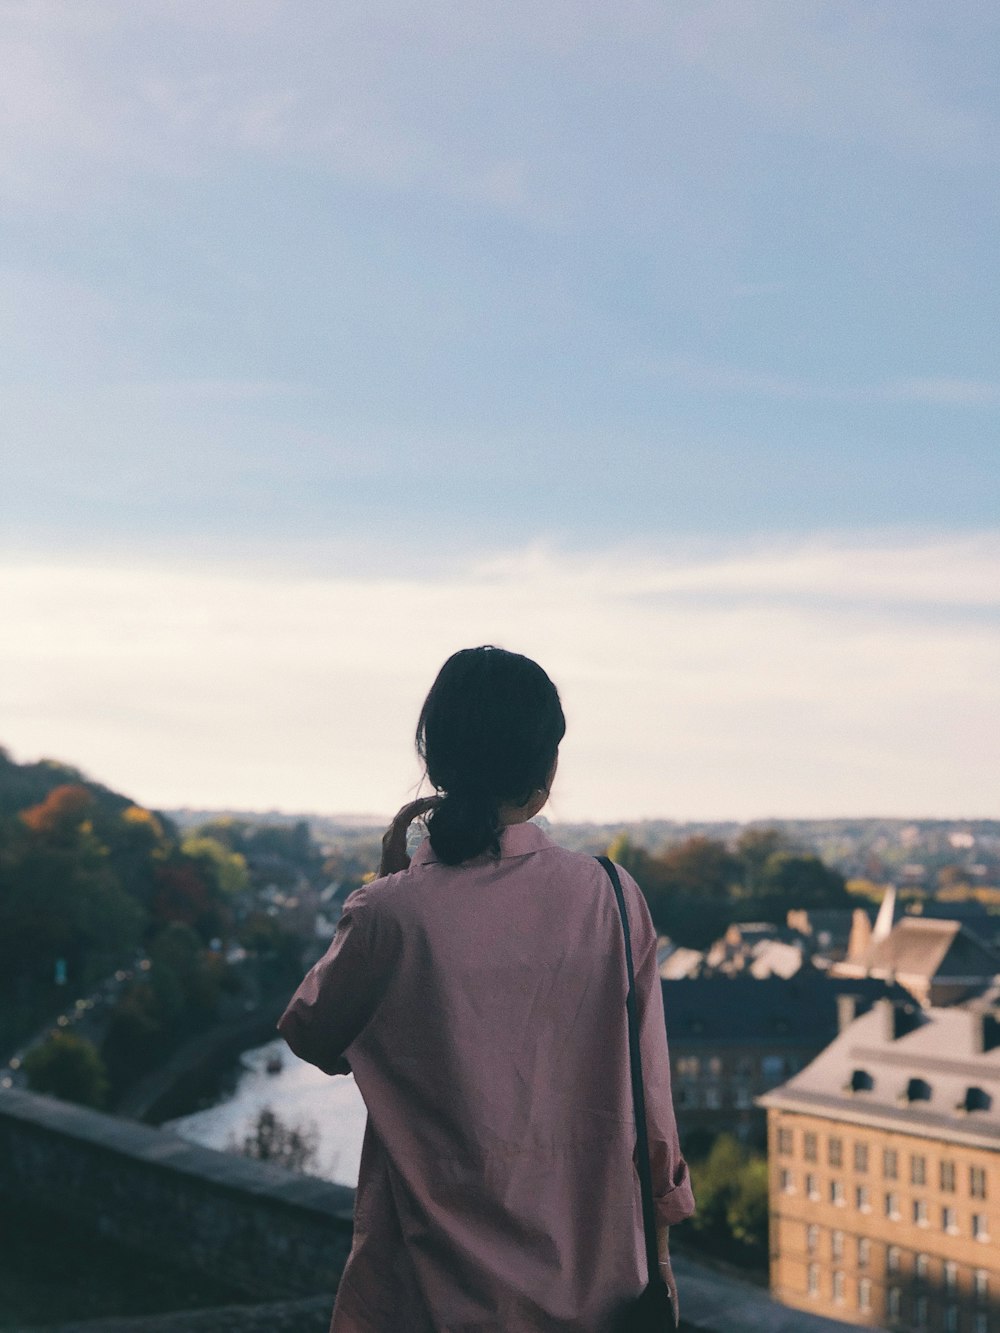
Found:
[837,993,859,1033]
[847,908,872,963]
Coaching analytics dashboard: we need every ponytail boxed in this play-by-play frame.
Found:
[425,789,501,865]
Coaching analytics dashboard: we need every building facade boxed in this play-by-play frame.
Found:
[761,1000,1000,1331]
[664,973,904,1147]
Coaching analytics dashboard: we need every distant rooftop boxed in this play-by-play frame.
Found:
[760,999,1000,1149]
[662,973,906,1046]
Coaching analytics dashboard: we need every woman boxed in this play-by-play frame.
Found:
[279,646,694,1331]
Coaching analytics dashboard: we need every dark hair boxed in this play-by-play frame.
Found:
[416,646,566,865]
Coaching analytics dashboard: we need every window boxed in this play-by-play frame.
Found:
[855,1184,870,1211]
[858,1277,872,1312]
[915,1296,929,1330]
[941,1159,957,1192]
[911,1154,927,1186]
[857,1237,870,1268]
[780,1168,795,1194]
[707,1056,723,1077]
[944,1261,958,1293]
[829,1136,843,1167]
[945,1306,959,1333]
[854,1141,869,1172]
[972,1212,989,1241]
[885,1192,900,1220]
[887,1246,901,1274]
[831,1179,845,1206]
[831,1229,844,1261]
[975,1269,989,1302]
[943,1205,958,1234]
[806,1171,819,1200]
[806,1223,819,1255]
[832,1270,845,1304]
[807,1263,819,1297]
[734,1084,753,1108]
[971,1166,987,1200]
[974,1315,989,1333]
[803,1131,818,1162]
[883,1147,899,1179]
[735,1055,754,1077]
[962,1086,991,1113]
[676,1056,699,1077]
[888,1286,901,1320]
[762,1055,785,1082]
[906,1076,932,1102]
[916,1253,930,1282]
[704,1086,721,1109]
[913,1198,928,1225]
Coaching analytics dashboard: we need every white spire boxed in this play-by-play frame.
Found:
[872,883,898,942]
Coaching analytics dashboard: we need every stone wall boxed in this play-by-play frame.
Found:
[0,1088,354,1301]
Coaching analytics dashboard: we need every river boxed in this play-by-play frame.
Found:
[164,1038,367,1188]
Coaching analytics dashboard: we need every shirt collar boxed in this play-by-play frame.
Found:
[410,820,555,866]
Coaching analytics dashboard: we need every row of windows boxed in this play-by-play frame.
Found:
[805,1268,991,1332]
[776,1128,988,1199]
[676,1054,800,1080]
[675,1084,755,1109]
[778,1169,991,1239]
[803,1227,992,1298]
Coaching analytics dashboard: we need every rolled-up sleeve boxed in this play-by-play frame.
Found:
[619,866,697,1227]
[278,888,379,1076]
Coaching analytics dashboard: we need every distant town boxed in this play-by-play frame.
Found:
[2,746,998,1330]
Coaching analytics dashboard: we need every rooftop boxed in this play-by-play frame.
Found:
[662,973,907,1046]
[759,998,1000,1148]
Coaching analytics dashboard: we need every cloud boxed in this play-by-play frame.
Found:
[2,534,997,821]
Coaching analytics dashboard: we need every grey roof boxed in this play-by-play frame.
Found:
[759,1000,1000,1148]
[662,973,907,1047]
[862,916,1000,981]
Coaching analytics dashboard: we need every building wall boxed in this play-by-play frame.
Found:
[0,1087,354,1301]
[767,1107,999,1331]
[672,1043,810,1145]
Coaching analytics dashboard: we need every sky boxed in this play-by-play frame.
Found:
[1,1,998,822]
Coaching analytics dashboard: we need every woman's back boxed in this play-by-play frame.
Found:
[280,821,693,1331]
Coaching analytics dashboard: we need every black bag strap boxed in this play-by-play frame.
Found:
[596,855,660,1287]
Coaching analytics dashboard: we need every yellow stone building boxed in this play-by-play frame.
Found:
[760,998,1000,1331]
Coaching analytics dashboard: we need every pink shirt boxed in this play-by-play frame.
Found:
[279,821,694,1332]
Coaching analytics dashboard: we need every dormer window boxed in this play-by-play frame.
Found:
[845,1068,874,1093]
[957,1086,992,1114]
[904,1077,932,1103]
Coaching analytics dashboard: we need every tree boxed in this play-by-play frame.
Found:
[23,1031,109,1109]
[759,851,847,905]
[657,837,741,899]
[688,1133,769,1265]
[229,1106,319,1173]
[735,827,789,895]
[181,835,249,897]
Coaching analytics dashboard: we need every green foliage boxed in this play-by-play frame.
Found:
[610,826,849,948]
[0,806,144,992]
[23,1031,109,1109]
[181,835,249,897]
[688,1134,769,1264]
